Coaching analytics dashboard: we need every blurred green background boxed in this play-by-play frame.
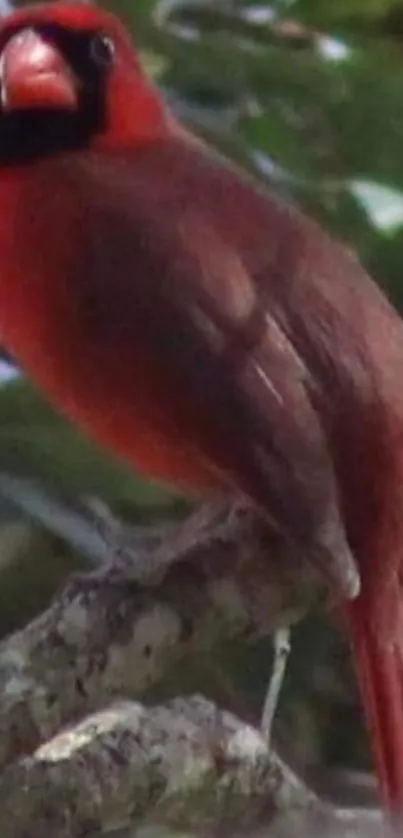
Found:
[2,0,403,804]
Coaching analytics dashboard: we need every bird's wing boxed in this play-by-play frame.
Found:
[66,144,358,595]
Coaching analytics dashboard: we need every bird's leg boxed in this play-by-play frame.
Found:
[260,626,291,747]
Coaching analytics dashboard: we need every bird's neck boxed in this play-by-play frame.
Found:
[0,169,29,333]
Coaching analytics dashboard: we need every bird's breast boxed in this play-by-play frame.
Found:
[0,168,223,493]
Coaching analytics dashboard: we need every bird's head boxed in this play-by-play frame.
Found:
[0,1,168,163]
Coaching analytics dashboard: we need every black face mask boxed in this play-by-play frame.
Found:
[0,22,110,164]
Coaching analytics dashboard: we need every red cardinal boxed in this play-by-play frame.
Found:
[0,0,401,815]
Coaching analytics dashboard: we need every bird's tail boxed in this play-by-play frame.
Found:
[347,593,403,816]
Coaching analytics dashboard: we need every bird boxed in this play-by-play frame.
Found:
[0,0,401,816]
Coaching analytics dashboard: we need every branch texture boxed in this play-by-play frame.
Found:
[0,696,382,837]
[0,507,382,836]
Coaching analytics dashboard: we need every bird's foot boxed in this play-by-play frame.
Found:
[140,496,245,583]
[71,495,245,590]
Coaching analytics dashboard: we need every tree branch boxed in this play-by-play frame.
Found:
[0,696,382,838]
[0,507,380,836]
[0,508,315,770]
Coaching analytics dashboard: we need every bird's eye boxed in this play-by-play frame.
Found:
[89,33,115,67]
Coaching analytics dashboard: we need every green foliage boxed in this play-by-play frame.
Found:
[0,377,181,511]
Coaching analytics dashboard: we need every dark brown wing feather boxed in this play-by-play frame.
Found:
[17,141,359,595]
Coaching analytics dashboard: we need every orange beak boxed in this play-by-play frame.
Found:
[0,28,78,112]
